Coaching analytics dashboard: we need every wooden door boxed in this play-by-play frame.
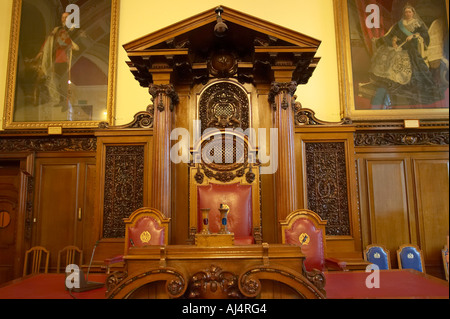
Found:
[0,161,21,284]
[413,156,449,278]
[32,156,96,272]
[357,155,416,268]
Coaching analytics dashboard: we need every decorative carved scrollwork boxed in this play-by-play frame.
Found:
[305,142,350,236]
[106,271,128,294]
[106,268,187,299]
[199,81,249,133]
[355,131,449,146]
[0,137,97,152]
[187,265,242,299]
[99,105,154,129]
[239,266,326,299]
[294,104,352,126]
[102,145,144,238]
[239,271,261,297]
[302,264,327,297]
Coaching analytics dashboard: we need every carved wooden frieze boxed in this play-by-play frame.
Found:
[102,145,145,238]
[199,81,249,133]
[0,137,96,152]
[355,131,449,146]
[305,142,350,236]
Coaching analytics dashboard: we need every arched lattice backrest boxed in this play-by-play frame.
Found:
[189,130,261,245]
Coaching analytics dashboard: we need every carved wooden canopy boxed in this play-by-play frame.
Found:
[123,6,321,87]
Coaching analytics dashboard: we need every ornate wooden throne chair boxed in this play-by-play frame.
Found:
[189,130,262,245]
[280,209,347,272]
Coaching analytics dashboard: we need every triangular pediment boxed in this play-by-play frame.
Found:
[124,6,321,51]
[124,6,321,87]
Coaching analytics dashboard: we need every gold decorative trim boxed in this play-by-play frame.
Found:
[333,0,449,121]
[3,0,120,130]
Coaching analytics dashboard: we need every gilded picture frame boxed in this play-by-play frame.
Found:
[3,0,119,130]
[334,0,449,121]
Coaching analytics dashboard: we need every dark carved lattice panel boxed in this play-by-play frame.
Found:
[199,82,249,133]
[103,145,145,238]
[305,142,350,236]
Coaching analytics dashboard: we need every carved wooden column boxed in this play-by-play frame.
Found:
[149,83,179,218]
[269,80,298,225]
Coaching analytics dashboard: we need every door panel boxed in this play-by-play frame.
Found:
[413,158,449,277]
[366,160,413,266]
[33,157,95,272]
[0,163,21,284]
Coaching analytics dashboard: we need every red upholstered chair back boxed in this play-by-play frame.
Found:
[189,131,262,245]
[198,183,253,245]
[123,208,170,254]
[280,210,327,272]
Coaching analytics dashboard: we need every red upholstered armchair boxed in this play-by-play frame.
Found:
[189,131,262,245]
[105,207,170,272]
[280,209,347,272]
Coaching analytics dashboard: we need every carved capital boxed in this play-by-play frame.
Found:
[268,81,297,110]
[148,84,179,112]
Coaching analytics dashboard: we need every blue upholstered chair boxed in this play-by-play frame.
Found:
[364,244,391,270]
[442,245,448,281]
[397,244,425,273]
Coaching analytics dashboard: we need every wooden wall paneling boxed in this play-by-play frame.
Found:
[356,145,449,276]
[357,154,416,268]
[93,132,153,265]
[32,154,95,272]
[0,153,34,281]
[79,162,97,264]
[295,127,363,265]
[0,162,20,284]
[412,155,449,278]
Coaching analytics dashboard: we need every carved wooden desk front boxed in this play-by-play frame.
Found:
[105,243,326,299]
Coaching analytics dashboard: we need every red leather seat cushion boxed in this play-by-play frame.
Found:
[128,216,165,247]
[198,183,253,244]
[284,218,325,271]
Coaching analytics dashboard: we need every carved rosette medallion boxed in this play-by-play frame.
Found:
[208,51,238,78]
